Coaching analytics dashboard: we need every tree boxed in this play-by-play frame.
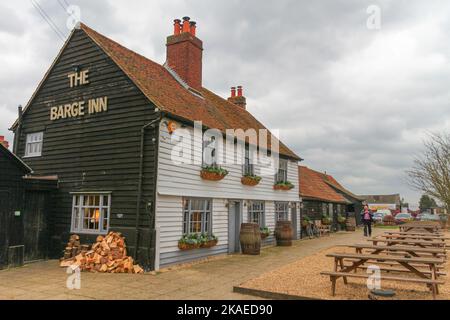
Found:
[419,194,438,211]
[407,132,450,212]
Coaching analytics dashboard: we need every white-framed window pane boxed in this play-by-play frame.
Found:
[248,201,265,227]
[182,198,212,235]
[71,193,110,234]
[276,202,289,221]
[25,132,43,157]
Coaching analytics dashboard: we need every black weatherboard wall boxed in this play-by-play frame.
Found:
[12,28,160,268]
[0,145,56,269]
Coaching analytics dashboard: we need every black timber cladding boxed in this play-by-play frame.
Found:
[13,29,160,268]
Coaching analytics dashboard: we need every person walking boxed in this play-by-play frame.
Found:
[361,205,373,237]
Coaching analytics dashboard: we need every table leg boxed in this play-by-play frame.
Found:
[339,258,348,285]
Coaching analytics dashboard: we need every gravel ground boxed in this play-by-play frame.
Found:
[238,234,450,300]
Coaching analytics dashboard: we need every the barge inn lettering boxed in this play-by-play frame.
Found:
[50,69,108,120]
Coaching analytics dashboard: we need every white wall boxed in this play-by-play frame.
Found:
[154,119,300,267]
[157,118,299,201]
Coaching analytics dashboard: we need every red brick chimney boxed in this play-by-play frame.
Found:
[166,17,203,91]
[227,86,247,109]
[0,135,9,149]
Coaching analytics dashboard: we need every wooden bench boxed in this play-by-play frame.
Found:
[321,252,445,299]
[320,271,444,299]
[377,234,449,242]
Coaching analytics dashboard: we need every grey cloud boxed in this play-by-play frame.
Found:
[1,0,449,206]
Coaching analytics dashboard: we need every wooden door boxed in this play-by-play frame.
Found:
[23,191,48,262]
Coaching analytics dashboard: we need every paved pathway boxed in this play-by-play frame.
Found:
[0,229,383,300]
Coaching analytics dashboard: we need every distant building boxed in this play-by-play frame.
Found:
[299,166,365,228]
[359,194,401,211]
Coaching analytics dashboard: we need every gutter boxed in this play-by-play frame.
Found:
[134,110,162,262]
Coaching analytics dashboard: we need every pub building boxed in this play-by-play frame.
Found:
[9,18,301,270]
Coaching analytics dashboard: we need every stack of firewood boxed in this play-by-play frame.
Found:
[60,232,144,274]
[62,235,90,259]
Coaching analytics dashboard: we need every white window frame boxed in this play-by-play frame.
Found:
[183,198,212,235]
[24,132,44,157]
[275,202,290,222]
[275,158,288,183]
[248,201,265,227]
[70,193,111,234]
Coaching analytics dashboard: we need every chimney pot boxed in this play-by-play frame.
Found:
[0,135,4,142]
[173,19,181,35]
[230,87,236,97]
[182,16,191,33]
[237,86,243,97]
[189,21,197,36]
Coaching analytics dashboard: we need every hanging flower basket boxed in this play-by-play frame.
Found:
[322,215,332,225]
[301,219,310,228]
[200,166,228,181]
[273,181,294,191]
[241,175,262,186]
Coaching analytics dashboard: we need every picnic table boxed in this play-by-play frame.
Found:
[400,222,441,233]
[384,231,446,238]
[376,234,450,242]
[349,243,447,259]
[368,237,446,248]
[321,252,445,299]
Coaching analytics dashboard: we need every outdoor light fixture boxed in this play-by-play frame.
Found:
[72,64,82,73]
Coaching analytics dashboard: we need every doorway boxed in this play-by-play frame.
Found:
[228,200,242,254]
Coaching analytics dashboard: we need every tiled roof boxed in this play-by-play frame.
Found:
[319,172,364,201]
[79,24,300,160]
[359,194,401,205]
[298,166,347,203]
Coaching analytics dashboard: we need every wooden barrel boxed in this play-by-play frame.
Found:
[275,221,293,246]
[239,223,261,255]
[346,217,356,231]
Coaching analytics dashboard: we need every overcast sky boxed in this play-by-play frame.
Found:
[1,0,450,206]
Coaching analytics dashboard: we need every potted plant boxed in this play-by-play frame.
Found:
[200,166,228,181]
[322,214,332,225]
[241,174,262,186]
[260,226,271,239]
[273,181,294,191]
[337,214,346,231]
[301,216,311,228]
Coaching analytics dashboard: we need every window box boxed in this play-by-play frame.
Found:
[200,166,228,181]
[241,175,262,186]
[178,233,218,250]
[273,181,294,191]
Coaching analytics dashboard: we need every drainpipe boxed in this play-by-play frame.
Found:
[134,111,162,262]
